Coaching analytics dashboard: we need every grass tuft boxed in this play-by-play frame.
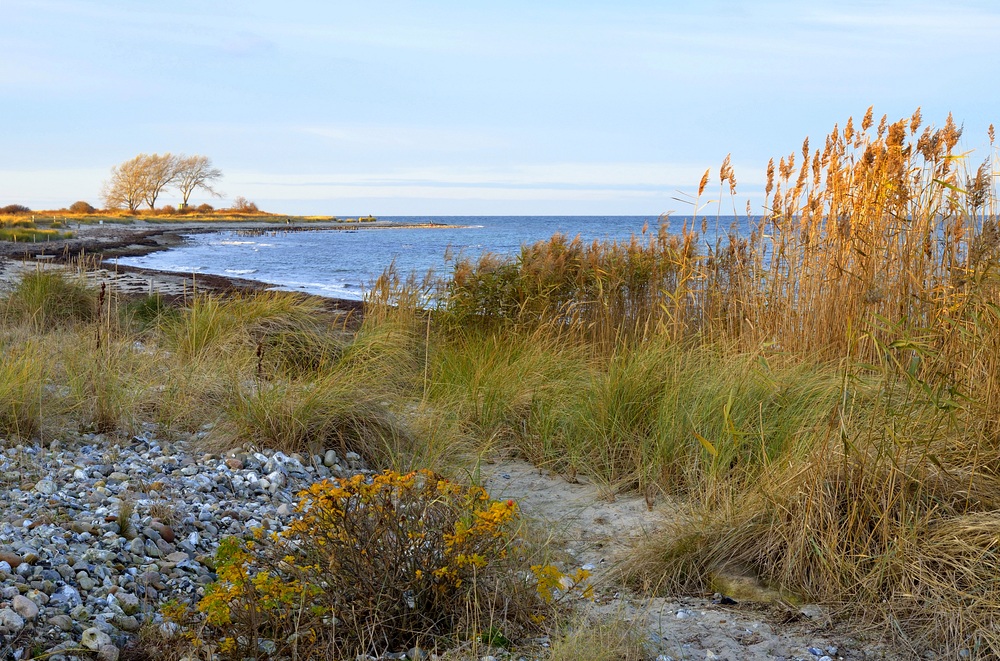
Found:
[3,269,98,329]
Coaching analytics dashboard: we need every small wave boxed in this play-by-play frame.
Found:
[225,269,258,275]
[216,240,257,246]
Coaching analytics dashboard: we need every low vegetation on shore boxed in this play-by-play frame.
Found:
[2,108,999,658]
[0,206,380,250]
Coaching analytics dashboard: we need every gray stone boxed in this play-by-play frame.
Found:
[98,644,120,661]
[48,613,75,631]
[144,539,162,558]
[113,591,140,615]
[128,537,145,556]
[0,607,25,634]
[165,551,188,564]
[81,626,113,650]
[34,479,58,495]
[25,589,48,605]
[113,614,141,632]
[49,584,83,608]
[12,594,39,621]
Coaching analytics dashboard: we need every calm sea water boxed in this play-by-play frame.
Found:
[114,216,750,300]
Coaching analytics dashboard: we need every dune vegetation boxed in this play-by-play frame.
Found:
[2,108,999,657]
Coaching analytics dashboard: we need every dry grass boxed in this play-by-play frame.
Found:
[438,108,1000,655]
[4,107,1000,657]
[0,336,45,439]
[546,613,647,661]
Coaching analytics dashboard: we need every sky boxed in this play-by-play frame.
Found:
[2,0,999,216]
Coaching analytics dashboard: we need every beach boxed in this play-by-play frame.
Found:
[0,218,451,308]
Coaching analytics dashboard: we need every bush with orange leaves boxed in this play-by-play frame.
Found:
[179,470,588,658]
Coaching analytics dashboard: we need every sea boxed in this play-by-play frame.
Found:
[113,216,751,300]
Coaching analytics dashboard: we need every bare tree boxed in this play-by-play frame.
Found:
[141,153,180,209]
[175,155,223,207]
[101,155,147,213]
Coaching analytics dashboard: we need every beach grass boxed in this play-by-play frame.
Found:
[2,107,999,656]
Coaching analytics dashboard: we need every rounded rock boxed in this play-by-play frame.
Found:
[150,520,175,543]
[0,607,25,634]
[81,626,113,650]
[98,643,120,661]
[34,479,59,495]
[12,594,39,621]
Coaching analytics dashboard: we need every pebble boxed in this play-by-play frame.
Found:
[12,594,38,621]
[98,644,120,661]
[0,430,371,657]
[0,607,24,634]
[81,626,113,650]
[33,479,58,495]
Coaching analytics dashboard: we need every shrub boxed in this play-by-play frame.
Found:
[231,196,259,213]
[179,470,588,658]
[69,201,96,214]
[159,204,176,214]
[196,203,214,213]
[0,204,30,215]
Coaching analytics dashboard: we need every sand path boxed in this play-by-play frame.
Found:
[481,459,894,661]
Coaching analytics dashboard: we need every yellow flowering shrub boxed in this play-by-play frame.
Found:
[188,469,586,658]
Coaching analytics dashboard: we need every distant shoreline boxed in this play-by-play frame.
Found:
[0,218,462,310]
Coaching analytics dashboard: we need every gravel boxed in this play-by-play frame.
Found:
[0,424,369,660]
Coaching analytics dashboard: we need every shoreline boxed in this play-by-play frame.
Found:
[0,219,458,311]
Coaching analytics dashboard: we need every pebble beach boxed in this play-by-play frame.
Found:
[0,425,368,660]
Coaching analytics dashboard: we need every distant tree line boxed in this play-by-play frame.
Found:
[102,153,222,213]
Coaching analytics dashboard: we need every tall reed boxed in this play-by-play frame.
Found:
[444,108,1000,366]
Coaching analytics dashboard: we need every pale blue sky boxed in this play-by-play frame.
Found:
[2,1,998,215]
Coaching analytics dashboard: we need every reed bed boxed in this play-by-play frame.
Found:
[445,107,999,364]
[439,107,1000,654]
